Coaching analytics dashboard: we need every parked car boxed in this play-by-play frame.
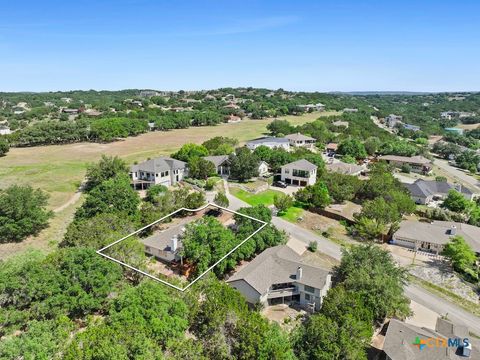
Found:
[272,180,287,188]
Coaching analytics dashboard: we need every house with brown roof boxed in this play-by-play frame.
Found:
[379,155,433,174]
[227,245,331,311]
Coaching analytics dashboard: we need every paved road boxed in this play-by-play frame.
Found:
[435,158,480,191]
[224,182,480,334]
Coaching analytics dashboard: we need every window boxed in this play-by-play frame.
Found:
[155,173,158,177]
[165,171,169,176]
[304,285,315,293]
[305,293,311,301]
[285,169,289,174]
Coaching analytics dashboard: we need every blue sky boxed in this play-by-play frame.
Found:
[1,0,479,92]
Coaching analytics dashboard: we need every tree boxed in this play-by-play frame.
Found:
[188,157,216,179]
[75,174,140,219]
[442,236,477,274]
[295,182,330,210]
[455,150,480,173]
[0,185,53,243]
[442,189,472,213]
[229,147,259,182]
[364,136,381,156]
[61,212,135,248]
[337,138,367,159]
[335,244,411,322]
[185,191,206,209]
[266,119,294,136]
[85,155,129,191]
[273,193,293,214]
[172,143,209,162]
[321,172,362,203]
[0,137,9,156]
[202,136,238,154]
[293,314,366,360]
[354,217,387,242]
[144,184,168,203]
[181,216,237,278]
[213,192,229,208]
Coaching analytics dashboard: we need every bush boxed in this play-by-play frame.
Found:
[308,241,318,252]
[400,164,411,173]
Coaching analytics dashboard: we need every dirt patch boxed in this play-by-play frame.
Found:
[261,304,306,332]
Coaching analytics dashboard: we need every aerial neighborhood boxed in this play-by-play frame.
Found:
[1,88,480,359]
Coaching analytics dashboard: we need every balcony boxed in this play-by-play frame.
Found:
[267,287,298,299]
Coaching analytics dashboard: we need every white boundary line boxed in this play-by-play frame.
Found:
[96,202,267,292]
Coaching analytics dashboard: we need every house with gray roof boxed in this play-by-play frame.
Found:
[382,318,476,359]
[285,133,316,150]
[280,159,317,186]
[130,156,187,189]
[392,220,480,255]
[246,136,290,151]
[203,155,231,176]
[404,179,475,205]
[227,245,331,312]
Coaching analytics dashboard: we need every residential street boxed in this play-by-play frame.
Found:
[224,182,480,334]
[435,158,480,191]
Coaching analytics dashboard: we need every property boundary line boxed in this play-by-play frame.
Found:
[96,202,267,292]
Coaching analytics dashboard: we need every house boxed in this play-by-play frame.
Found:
[325,143,338,156]
[298,103,325,112]
[130,157,187,189]
[258,161,270,177]
[402,123,421,132]
[385,114,403,128]
[382,317,477,360]
[227,245,331,311]
[142,225,183,263]
[280,159,317,186]
[379,155,432,174]
[61,108,79,114]
[343,108,358,113]
[246,137,290,151]
[285,133,316,150]
[391,220,480,255]
[326,161,365,176]
[139,90,160,98]
[332,120,349,128]
[227,114,242,123]
[0,126,11,135]
[403,179,475,205]
[203,155,230,176]
[203,156,269,178]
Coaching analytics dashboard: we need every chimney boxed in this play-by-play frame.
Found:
[296,266,303,280]
[450,225,457,236]
[171,236,178,252]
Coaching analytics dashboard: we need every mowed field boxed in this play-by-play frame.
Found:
[0,111,338,258]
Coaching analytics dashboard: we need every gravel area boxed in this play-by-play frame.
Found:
[409,263,479,304]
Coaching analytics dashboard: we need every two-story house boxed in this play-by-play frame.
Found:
[130,156,187,189]
[227,245,332,312]
[285,133,316,150]
[280,159,317,186]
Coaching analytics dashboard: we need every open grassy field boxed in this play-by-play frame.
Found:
[0,111,336,258]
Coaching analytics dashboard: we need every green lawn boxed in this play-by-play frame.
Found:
[229,188,284,206]
[279,206,304,222]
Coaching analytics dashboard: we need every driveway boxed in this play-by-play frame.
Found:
[224,182,480,334]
